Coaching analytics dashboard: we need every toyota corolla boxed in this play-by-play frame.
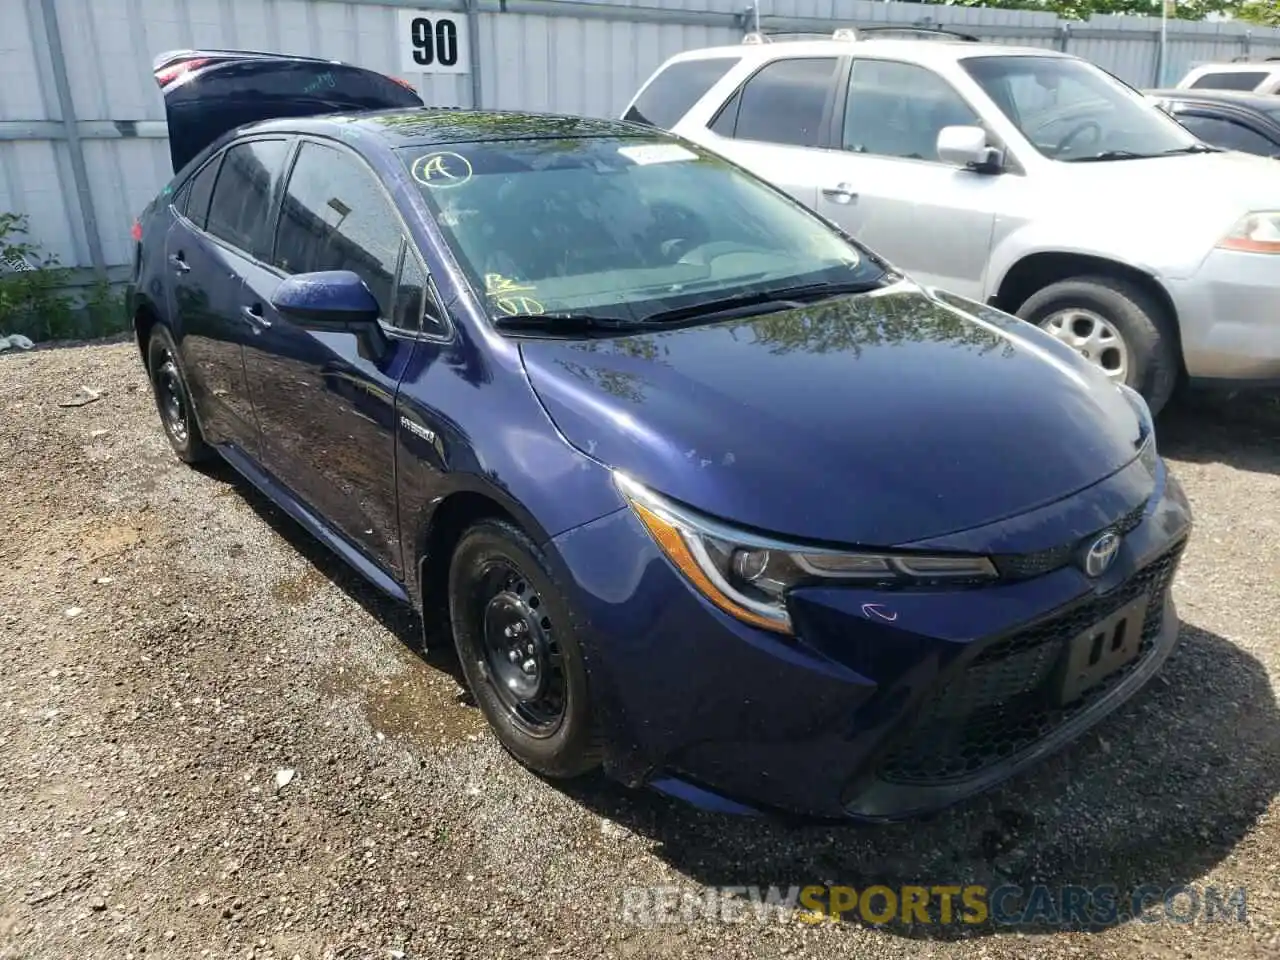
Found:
[128,50,1192,820]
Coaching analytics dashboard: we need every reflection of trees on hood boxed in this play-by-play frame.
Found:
[744,292,1015,360]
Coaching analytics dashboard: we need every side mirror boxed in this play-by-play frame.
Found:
[271,270,382,328]
[937,125,1001,172]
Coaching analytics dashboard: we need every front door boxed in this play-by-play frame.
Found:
[241,139,429,579]
[813,58,1002,301]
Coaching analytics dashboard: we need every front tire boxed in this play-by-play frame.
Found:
[1016,275,1179,415]
[448,519,603,778]
[146,326,214,464]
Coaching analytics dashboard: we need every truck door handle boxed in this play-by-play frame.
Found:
[240,304,271,330]
[168,252,190,273]
[822,183,858,205]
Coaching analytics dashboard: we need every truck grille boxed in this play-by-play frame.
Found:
[877,539,1185,785]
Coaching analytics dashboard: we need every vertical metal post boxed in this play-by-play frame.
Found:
[1155,0,1170,87]
[1056,22,1071,54]
[466,0,483,109]
[36,0,106,279]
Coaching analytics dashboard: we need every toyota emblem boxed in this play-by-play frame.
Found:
[1083,531,1121,578]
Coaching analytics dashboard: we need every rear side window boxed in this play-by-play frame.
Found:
[1189,71,1269,91]
[722,57,838,147]
[179,157,222,229]
[273,141,404,317]
[1175,113,1279,156]
[206,139,291,257]
[624,57,741,129]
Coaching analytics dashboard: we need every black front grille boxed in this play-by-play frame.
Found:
[992,501,1148,581]
[877,539,1186,785]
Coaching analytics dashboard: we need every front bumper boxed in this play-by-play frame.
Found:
[550,457,1192,821]
[1167,248,1280,384]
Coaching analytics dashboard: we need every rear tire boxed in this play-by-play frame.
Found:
[1016,275,1179,415]
[146,326,214,464]
[448,519,603,779]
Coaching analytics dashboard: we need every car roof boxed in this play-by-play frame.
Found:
[1147,88,1280,113]
[244,107,661,147]
[1183,61,1280,73]
[663,37,1074,67]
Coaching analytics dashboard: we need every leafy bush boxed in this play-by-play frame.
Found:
[0,212,127,343]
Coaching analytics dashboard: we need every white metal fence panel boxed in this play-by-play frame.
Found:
[3,0,1280,280]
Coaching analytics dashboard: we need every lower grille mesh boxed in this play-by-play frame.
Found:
[877,539,1186,785]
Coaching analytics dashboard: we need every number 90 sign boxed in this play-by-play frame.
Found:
[397,9,471,75]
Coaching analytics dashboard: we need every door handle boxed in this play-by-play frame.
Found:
[168,252,191,274]
[240,304,272,330]
[822,182,858,205]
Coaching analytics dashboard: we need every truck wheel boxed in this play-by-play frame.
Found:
[1017,275,1179,415]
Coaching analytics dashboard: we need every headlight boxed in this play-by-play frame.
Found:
[614,473,997,634]
[1216,211,1280,254]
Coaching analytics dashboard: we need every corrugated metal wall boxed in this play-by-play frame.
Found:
[4,0,1280,279]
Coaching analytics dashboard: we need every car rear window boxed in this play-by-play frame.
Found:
[624,57,741,129]
[1189,71,1270,92]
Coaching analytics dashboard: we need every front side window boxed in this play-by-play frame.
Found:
[273,141,404,317]
[400,136,885,326]
[962,56,1199,162]
[624,57,741,129]
[1175,113,1278,157]
[205,139,290,256]
[722,57,839,147]
[843,59,981,162]
[1189,71,1269,92]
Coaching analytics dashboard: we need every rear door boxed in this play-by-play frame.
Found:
[165,137,292,454]
[154,50,423,172]
[238,139,444,579]
[692,56,844,209]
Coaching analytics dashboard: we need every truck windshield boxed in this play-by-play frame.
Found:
[962,55,1200,162]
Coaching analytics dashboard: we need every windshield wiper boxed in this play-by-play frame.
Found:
[1159,143,1222,155]
[1063,149,1155,163]
[641,278,886,325]
[491,312,642,335]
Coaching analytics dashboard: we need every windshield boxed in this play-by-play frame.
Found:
[961,55,1200,162]
[398,137,885,324]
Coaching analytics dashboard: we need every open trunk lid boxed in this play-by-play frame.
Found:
[153,49,424,172]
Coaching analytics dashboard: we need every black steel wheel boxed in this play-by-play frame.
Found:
[146,326,213,464]
[449,519,602,777]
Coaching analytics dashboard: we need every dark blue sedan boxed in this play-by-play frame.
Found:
[128,50,1192,820]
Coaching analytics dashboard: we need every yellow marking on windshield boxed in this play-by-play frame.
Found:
[494,296,545,317]
[411,151,473,188]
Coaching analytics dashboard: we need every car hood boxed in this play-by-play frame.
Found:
[1052,151,1280,215]
[518,283,1145,546]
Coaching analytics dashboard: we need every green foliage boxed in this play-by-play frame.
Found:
[0,212,127,343]
[919,0,1252,21]
[1238,0,1280,25]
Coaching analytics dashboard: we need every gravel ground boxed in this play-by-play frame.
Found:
[1,338,1277,960]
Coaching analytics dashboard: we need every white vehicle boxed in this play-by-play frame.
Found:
[1176,59,1280,95]
[624,28,1280,414]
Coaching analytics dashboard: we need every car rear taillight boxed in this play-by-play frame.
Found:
[130,220,142,243]
[389,76,418,94]
[154,57,210,87]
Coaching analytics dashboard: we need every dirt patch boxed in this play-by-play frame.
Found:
[0,341,1276,960]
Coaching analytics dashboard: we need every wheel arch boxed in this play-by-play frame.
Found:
[989,251,1184,369]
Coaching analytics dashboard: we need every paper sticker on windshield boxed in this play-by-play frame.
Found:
[617,144,698,166]
[411,151,473,188]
